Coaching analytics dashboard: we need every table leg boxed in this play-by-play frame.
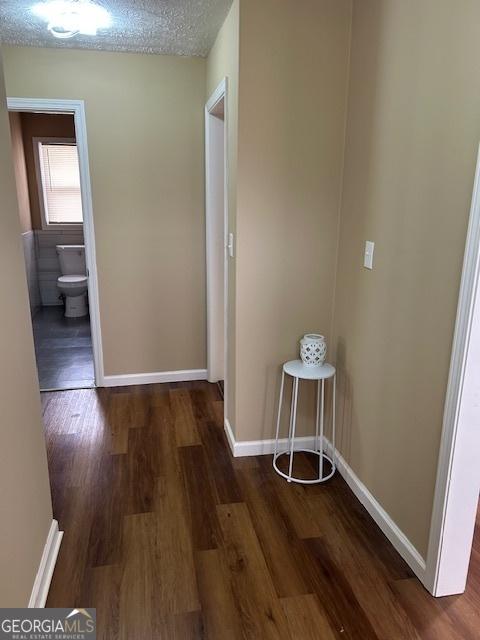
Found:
[286,376,295,456]
[332,373,336,470]
[287,377,299,482]
[273,370,285,459]
[319,379,325,480]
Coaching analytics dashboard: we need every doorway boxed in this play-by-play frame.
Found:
[205,79,228,403]
[424,144,480,596]
[7,97,103,391]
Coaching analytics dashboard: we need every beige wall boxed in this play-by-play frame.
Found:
[234,0,352,441]
[206,0,239,430]
[333,0,480,556]
[0,52,53,606]
[2,46,206,377]
[9,111,31,233]
[20,113,76,230]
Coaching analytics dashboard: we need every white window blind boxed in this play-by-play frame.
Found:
[39,143,83,225]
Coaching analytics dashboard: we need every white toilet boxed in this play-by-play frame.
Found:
[56,245,89,318]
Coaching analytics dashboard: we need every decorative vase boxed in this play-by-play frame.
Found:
[300,334,327,367]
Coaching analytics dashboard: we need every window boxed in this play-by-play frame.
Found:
[35,138,83,229]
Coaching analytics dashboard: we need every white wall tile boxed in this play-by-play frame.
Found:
[21,231,41,316]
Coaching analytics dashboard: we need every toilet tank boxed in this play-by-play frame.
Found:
[56,245,86,275]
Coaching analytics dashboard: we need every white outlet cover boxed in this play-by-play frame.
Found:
[364,241,374,269]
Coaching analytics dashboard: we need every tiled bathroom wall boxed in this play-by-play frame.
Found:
[21,230,41,317]
[35,229,85,306]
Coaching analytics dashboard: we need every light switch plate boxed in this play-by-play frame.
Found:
[227,232,235,258]
[364,241,374,269]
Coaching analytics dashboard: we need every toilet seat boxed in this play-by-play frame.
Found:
[58,275,88,290]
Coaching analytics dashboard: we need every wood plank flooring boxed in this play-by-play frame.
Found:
[42,381,480,639]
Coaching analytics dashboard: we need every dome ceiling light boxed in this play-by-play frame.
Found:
[31,0,111,39]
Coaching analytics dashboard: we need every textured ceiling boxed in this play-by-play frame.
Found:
[0,0,233,57]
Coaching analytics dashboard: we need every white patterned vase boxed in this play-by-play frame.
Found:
[300,334,327,367]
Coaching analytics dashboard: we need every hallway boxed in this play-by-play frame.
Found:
[43,382,480,639]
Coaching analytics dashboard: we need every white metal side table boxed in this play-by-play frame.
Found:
[273,359,336,484]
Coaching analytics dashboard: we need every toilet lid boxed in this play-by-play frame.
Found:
[58,275,88,285]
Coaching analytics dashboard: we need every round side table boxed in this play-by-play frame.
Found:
[273,359,336,484]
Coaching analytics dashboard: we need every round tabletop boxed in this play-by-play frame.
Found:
[283,359,336,380]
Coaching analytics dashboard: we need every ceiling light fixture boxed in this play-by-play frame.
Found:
[31,0,111,39]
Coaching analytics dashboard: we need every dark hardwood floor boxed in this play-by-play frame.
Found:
[42,381,480,639]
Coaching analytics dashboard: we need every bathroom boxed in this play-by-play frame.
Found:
[9,110,94,390]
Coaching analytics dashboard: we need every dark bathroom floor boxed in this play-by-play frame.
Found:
[32,306,95,391]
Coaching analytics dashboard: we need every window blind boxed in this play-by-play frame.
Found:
[39,143,83,224]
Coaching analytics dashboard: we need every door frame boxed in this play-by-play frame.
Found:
[424,143,480,596]
[7,97,104,386]
[205,78,229,404]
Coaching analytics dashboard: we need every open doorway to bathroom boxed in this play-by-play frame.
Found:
[8,101,101,391]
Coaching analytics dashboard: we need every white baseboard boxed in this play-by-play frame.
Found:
[101,369,207,388]
[223,426,316,458]
[225,428,426,580]
[29,520,63,608]
[322,440,426,579]
[224,418,237,454]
